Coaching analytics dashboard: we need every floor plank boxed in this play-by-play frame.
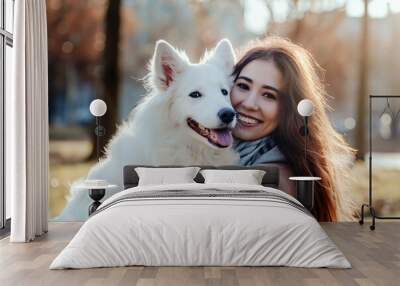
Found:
[0,222,399,286]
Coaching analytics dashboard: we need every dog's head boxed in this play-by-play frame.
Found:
[148,39,237,149]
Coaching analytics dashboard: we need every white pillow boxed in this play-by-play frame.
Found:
[200,169,266,185]
[135,167,200,186]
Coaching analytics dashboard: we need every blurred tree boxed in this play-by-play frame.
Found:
[99,0,121,159]
[47,0,138,160]
[47,0,105,127]
[47,0,105,80]
[263,0,349,106]
[355,0,369,159]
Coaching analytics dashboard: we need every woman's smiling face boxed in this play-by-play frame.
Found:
[231,59,283,141]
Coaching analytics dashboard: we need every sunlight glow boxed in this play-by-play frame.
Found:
[369,0,389,18]
[244,0,269,34]
[346,0,364,17]
[271,0,290,22]
[244,0,400,34]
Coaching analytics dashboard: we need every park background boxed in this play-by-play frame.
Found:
[46,0,400,220]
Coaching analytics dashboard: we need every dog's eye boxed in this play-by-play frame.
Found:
[221,89,228,96]
[189,91,202,98]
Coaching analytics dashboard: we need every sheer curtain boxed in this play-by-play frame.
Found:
[6,0,49,242]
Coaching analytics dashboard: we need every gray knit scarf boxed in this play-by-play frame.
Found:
[233,133,286,166]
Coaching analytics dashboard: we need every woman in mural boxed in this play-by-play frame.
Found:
[231,37,355,222]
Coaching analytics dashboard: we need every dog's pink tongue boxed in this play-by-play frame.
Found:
[214,129,233,147]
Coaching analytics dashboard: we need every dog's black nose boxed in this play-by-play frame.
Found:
[218,108,236,124]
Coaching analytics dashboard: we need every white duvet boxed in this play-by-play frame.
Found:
[50,183,350,269]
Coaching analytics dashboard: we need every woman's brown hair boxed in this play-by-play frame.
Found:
[232,37,356,221]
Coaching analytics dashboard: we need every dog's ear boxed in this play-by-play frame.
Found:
[151,40,189,91]
[206,39,236,75]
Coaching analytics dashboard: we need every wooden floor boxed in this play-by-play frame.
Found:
[0,222,399,286]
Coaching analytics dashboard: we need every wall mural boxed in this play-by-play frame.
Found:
[48,1,400,222]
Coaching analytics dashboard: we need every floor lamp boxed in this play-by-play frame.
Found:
[289,99,321,211]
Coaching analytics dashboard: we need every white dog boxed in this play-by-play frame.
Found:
[58,39,239,220]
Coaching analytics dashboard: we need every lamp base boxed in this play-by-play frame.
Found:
[296,180,315,210]
[289,177,321,211]
[88,188,105,215]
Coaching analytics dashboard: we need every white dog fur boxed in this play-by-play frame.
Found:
[58,39,239,220]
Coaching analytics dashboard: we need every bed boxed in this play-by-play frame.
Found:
[50,165,350,269]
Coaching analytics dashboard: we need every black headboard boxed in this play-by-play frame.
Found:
[123,165,280,189]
